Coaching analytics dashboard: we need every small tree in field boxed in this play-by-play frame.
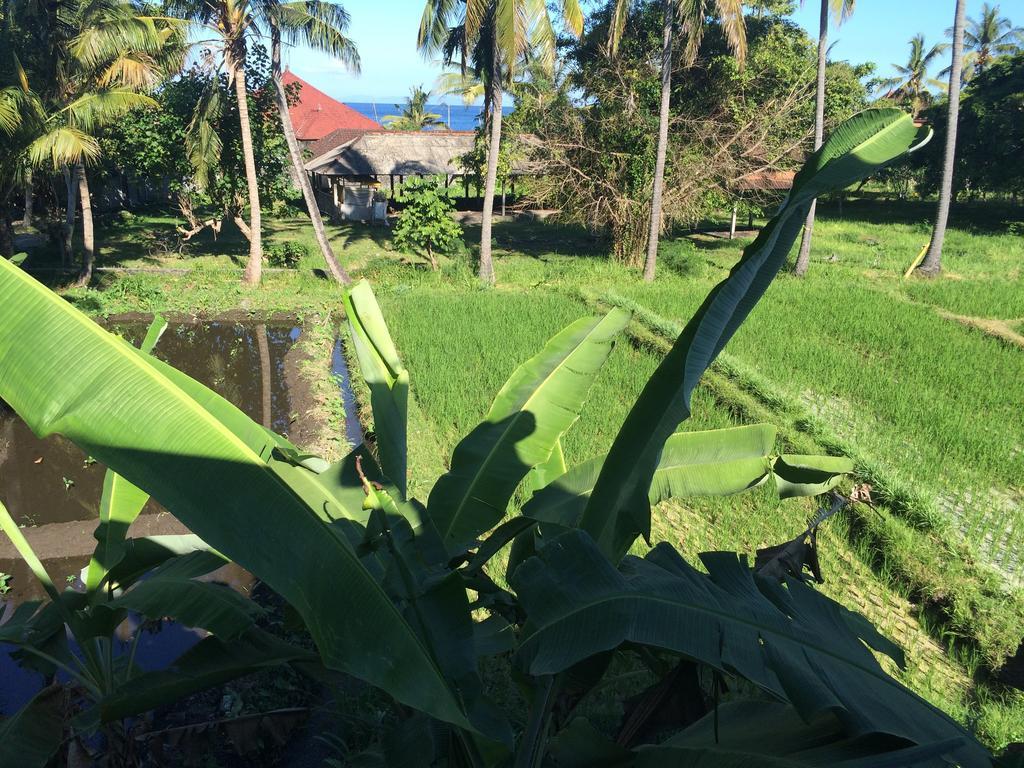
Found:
[392,176,463,269]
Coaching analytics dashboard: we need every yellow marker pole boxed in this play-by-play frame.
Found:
[903,243,929,279]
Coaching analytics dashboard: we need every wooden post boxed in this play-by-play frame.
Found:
[511,176,516,198]
[501,180,506,217]
[747,209,754,229]
[390,174,394,195]
[464,176,470,201]
[729,203,738,240]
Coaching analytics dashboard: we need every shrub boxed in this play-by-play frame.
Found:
[392,175,464,269]
[266,241,309,269]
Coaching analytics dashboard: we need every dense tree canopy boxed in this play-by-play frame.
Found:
[527,2,870,260]
[915,52,1024,199]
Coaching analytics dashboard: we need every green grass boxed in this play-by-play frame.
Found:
[13,200,1024,749]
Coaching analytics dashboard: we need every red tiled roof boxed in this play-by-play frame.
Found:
[282,70,379,141]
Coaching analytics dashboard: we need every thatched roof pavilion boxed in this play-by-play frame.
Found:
[305,130,536,222]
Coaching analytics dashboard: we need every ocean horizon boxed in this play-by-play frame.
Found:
[347,102,513,132]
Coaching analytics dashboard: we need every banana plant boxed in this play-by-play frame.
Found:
[0,109,986,767]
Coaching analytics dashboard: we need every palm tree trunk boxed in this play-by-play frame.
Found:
[270,23,350,285]
[479,71,503,286]
[74,161,95,287]
[63,165,79,267]
[643,0,674,283]
[23,169,33,228]
[794,0,828,277]
[233,62,263,287]
[919,0,967,277]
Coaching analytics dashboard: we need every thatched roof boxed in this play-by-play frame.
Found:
[306,130,537,177]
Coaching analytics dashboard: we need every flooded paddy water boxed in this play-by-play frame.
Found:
[0,315,361,714]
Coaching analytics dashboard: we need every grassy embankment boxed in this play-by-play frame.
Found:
[14,197,1024,747]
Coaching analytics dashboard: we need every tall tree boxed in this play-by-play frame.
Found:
[608,0,746,282]
[266,0,356,285]
[792,0,854,278]
[919,0,966,277]
[418,0,584,285]
[959,2,1022,75]
[878,34,948,117]
[383,85,446,130]
[171,0,272,286]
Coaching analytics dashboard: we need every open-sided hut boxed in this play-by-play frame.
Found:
[305,131,534,221]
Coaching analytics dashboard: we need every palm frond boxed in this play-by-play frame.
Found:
[186,83,223,192]
[275,1,360,72]
[63,89,156,132]
[27,127,101,168]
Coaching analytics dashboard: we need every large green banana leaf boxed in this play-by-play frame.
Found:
[522,425,852,528]
[344,279,410,496]
[0,260,500,741]
[512,530,987,767]
[578,110,927,562]
[427,308,630,551]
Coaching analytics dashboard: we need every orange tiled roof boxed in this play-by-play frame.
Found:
[282,70,379,141]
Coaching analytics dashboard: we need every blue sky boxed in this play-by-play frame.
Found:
[280,0,1016,104]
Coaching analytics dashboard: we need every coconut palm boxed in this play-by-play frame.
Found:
[170,0,268,286]
[878,34,949,117]
[266,0,357,285]
[919,0,967,277]
[793,0,855,278]
[418,0,584,285]
[383,85,446,130]
[607,0,746,281]
[959,2,1021,73]
[2,0,178,282]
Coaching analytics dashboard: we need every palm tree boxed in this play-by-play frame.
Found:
[170,0,270,286]
[960,2,1022,73]
[607,0,746,282]
[266,0,356,285]
[3,0,176,282]
[792,0,855,278]
[383,85,446,130]
[878,34,949,117]
[418,0,584,286]
[919,0,967,277]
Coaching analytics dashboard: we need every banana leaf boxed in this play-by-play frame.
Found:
[578,110,928,562]
[522,426,851,528]
[427,308,630,551]
[343,280,409,496]
[512,529,987,767]
[0,260,504,741]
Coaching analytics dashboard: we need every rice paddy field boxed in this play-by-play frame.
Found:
[17,196,1024,748]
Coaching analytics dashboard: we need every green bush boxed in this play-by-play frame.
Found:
[266,241,309,269]
[392,175,464,269]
